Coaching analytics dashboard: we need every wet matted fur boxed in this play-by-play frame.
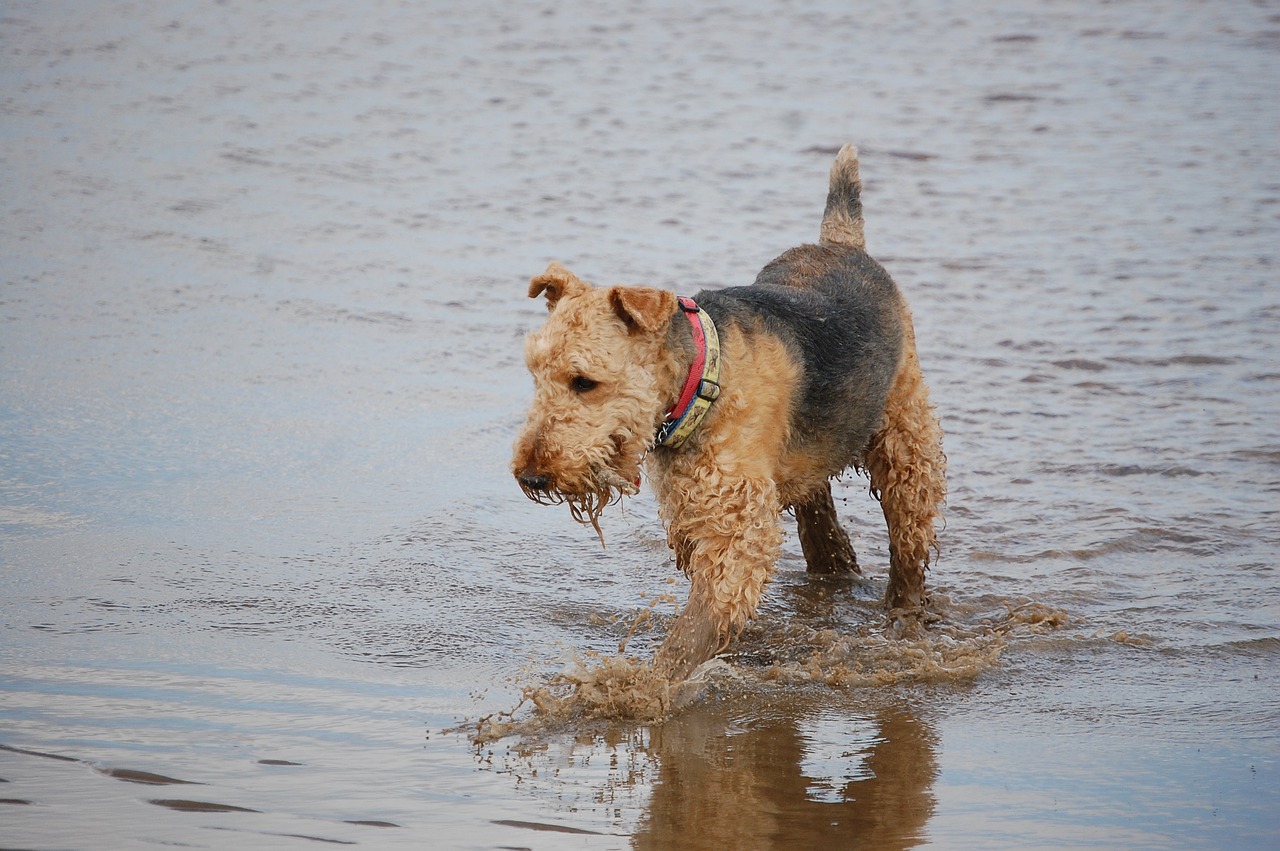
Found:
[513,146,946,680]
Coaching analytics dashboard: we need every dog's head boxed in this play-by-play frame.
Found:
[512,262,679,539]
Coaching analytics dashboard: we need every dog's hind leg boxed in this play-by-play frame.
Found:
[864,318,946,616]
[794,482,860,575]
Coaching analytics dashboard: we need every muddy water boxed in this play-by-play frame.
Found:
[2,1,1277,848]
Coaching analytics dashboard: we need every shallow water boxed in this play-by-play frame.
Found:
[2,0,1278,848]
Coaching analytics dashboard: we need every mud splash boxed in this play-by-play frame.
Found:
[470,592,686,743]
[466,592,1071,745]
[723,594,1068,688]
[471,653,673,745]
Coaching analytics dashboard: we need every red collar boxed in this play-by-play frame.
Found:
[655,297,721,448]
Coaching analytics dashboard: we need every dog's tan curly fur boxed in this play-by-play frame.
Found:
[513,146,946,680]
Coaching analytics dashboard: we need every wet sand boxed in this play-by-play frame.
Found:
[3,1,1278,848]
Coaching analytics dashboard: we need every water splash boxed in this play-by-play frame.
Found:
[464,591,1073,744]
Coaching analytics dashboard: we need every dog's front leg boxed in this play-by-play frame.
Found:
[651,595,724,683]
[653,476,783,681]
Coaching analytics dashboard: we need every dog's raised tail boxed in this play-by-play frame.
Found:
[819,144,865,249]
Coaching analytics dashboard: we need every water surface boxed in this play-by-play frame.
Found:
[2,1,1277,848]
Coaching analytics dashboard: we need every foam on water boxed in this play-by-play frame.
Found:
[465,588,1072,744]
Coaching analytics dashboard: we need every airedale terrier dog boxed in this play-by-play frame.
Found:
[513,145,945,681]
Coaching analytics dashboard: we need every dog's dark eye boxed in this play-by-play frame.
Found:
[570,376,599,393]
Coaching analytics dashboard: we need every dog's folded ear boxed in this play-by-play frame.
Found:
[528,261,588,310]
[608,286,678,334]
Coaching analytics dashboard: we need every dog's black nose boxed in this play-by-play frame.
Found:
[518,472,552,492]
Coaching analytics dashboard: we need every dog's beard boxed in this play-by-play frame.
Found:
[520,466,639,548]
